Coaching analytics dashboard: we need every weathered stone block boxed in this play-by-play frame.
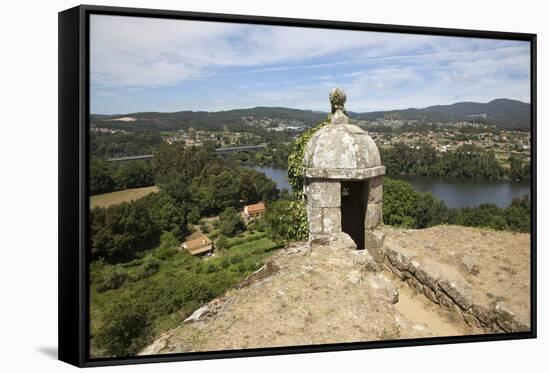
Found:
[407,277,423,294]
[438,280,472,311]
[414,267,439,292]
[368,273,399,304]
[307,205,323,234]
[307,180,341,208]
[471,304,495,326]
[423,285,439,304]
[385,261,409,280]
[368,176,383,204]
[365,202,382,229]
[463,312,482,328]
[493,301,529,332]
[365,229,385,262]
[309,233,331,244]
[347,246,381,272]
[385,244,410,272]
[408,260,420,275]
[436,290,454,309]
[331,232,357,250]
[322,207,341,234]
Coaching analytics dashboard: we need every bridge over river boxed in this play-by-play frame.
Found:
[107,144,267,162]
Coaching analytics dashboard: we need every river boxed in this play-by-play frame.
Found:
[246,165,530,209]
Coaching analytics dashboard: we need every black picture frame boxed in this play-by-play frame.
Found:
[59,4,537,367]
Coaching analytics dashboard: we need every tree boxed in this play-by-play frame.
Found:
[90,192,187,262]
[455,203,507,230]
[140,191,187,238]
[504,195,531,232]
[90,158,114,195]
[382,178,418,228]
[187,207,201,225]
[95,301,150,357]
[112,161,154,190]
[509,155,530,180]
[413,192,448,228]
[152,142,215,202]
[218,207,245,237]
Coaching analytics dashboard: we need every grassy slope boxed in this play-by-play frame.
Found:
[90,233,281,357]
[90,186,159,208]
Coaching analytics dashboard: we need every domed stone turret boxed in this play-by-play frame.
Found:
[303,122,382,178]
[303,88,385,255]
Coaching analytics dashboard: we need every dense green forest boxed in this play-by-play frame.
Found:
[90,158,155,195]
[90,131,163,158]
[91,143,279,262]
[380,143,530,180]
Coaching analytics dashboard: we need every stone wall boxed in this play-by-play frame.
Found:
[306,179,341,239]
[364,176,384,256]
[370,231,529,334]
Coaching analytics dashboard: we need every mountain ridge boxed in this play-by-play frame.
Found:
[351,98,530,128]
[91,98,530,130]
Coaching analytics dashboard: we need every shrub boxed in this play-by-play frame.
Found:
[153,246,178,261]
[200,223,210,233]
[96,267,127,293]
[217,235,229,250]
[94,301,150,357]
[153,232,179,260]
[264,199,308,242]
[133,256,161,280]
[120,258,144,268]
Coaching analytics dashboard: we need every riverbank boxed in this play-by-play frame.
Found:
[243,164,530,209]
[390,174,530,208]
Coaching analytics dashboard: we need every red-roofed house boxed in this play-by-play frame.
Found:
[243,202,266,221]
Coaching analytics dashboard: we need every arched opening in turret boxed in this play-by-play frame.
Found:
[341,181,367,250]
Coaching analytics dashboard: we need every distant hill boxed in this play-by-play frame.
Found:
[351,99,530,129]
[91,99,530,131]
[90,107,328,132]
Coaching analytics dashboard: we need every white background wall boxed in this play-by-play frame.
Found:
[0,0,547,371]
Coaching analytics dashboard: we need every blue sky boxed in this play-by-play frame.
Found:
[90,15,530,114]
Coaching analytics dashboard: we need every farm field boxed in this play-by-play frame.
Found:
[90,186,159,208]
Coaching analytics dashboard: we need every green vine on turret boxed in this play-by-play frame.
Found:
[281,114,331,241]
[287,114,331,197]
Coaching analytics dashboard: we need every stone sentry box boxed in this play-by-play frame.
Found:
[303,88,385,253]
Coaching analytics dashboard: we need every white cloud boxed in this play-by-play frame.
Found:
[90,15,461,88]
[90,14,530,113]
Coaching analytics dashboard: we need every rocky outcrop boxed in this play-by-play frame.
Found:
[140,226,530,355]
[139,234,438,355]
